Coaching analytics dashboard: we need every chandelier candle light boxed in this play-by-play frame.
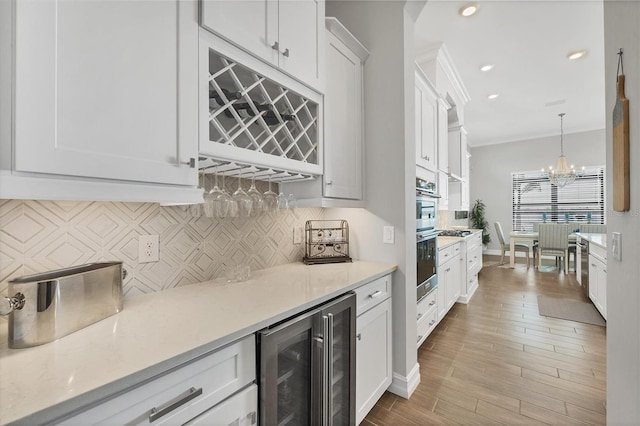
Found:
[542,113,582,188]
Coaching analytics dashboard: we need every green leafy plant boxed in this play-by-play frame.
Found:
[470,199,491,246]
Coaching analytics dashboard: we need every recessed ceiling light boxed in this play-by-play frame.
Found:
[480,64,494,72]
[567,50,588,60]
[488,94,499,100]
[459,3,479,17]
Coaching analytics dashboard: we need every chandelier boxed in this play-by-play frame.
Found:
[544,113,576,188]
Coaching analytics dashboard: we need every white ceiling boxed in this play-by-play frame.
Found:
[414,0,606,147]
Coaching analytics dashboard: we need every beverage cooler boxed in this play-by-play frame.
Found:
[257,293,356,426]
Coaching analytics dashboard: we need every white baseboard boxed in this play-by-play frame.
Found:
[457,280,478,304]
[388,363,420,399]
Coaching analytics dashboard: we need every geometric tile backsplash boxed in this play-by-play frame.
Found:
[0,196,324,298]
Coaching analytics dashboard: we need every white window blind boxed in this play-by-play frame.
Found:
[512,167,605,232]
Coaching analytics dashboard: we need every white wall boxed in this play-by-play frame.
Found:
[469,129,606,253]
[325,0,425,399]
[603,2,640,423]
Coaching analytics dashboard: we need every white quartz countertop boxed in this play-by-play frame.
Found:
[437,229,482,249]
[576,232,607,249]
[0,260,396,425]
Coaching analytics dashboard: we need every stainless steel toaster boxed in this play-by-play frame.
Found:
[1,262,124,348]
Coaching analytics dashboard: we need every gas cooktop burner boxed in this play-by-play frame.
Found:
[438,229,472,237]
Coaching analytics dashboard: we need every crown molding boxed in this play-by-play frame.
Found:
[415,42,471,105]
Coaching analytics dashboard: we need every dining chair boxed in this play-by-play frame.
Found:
[537,223,572,273]
[494,222,530,267]
[579,224,607,234]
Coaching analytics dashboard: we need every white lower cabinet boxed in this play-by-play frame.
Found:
[186,384,257,425]
[459,232,482,304]
[59,336,256,425]
[589,244,607,320]
[438,243,462,318]
[417,288,438,348]
[354,274,392,424]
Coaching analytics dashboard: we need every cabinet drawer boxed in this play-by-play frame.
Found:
[417,307,438,347]
[186,384,257,425]
[590,243,607,262]
[355,274,391,315]
[417,289,437,322]
[467,245,483,275]
[60,336,256,425]
[467,232,482,248]
[438,245,455,266]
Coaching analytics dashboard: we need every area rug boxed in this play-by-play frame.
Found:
[537,296,606,326]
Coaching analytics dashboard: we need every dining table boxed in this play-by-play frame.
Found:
[509,231,538,267]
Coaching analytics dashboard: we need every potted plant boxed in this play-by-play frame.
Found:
[470,199,491,246]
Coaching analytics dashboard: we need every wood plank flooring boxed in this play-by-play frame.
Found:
[364,256,607,425]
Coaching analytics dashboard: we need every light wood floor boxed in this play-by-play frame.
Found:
[364,256,607,425]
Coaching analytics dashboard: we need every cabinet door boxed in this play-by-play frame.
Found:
[414,73,437,172]
[596,260,607,319]
[356,298,392,424]
[437,99,449,173]
[437,262,449,320]
[588,257,598,303]
[323,31,362,200]
[576,242,582,284]
[200,0,279,66]
[438,171,449,209]
[278,0,323,89]
[14,0,197,186]
[448,127,467,178]
[449,254,461,307]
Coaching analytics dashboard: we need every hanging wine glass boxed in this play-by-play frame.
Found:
[209,168,231,219]
[263,176,278,213]
[286,193,297,210]
[202,173,215,218]
[221,174,238,218]
[277,190,288,209]
[247,173,264,216]
[232,171,253,218]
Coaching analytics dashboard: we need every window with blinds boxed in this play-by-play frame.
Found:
[512,167,605,232]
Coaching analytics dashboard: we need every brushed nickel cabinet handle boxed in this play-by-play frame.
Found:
[149,387,203,423]
[181,158,196,168]
[271,41,279,50]
[282,48,290,57]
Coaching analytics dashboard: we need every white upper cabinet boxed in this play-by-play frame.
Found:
[437,98,450,173]
[415,69,438,172]
[200,0,324,92]
[281,17,368,206]
[11,0,198,188]
[323,20,367,200]
[448,125,467,180]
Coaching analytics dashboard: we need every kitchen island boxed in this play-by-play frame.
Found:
[0,260,396,425]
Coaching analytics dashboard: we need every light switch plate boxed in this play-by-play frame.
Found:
[611,232,622,261]
[293,226,303,244]
[383,226,395,244]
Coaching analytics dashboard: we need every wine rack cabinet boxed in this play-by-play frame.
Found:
[200,47,322,178]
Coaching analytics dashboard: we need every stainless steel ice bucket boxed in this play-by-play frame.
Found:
[2,262,124,348]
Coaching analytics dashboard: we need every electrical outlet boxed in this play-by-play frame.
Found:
[139,235,159,263]
[293,226,303,244]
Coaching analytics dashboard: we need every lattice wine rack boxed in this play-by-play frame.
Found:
[204,49,321,178]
